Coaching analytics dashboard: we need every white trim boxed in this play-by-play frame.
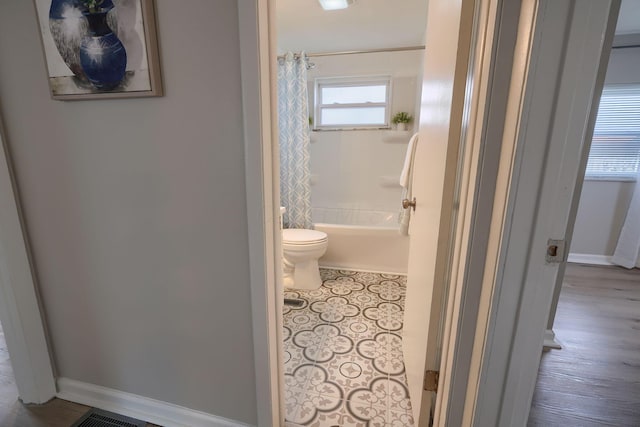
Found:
[56,378,250,427]
[437,0,528,424]
[543,329,562,350]
[237,1,283,425]
[567,253,615,266]
[0,122,56,403]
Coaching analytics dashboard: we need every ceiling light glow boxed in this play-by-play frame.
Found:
[318,0,354,11]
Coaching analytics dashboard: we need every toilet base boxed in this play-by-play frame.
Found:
[283,259,322,290]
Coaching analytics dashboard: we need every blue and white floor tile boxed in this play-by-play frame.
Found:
[283,269,414,427]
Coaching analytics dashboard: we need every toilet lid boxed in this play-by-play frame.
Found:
[283,229,328,244]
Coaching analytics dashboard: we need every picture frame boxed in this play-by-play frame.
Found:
[33,0,162,100]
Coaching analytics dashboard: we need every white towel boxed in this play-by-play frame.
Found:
[400,133,419,188]
[399,133,419,236]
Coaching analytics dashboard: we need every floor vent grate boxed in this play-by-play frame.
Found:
[71,408,147,427]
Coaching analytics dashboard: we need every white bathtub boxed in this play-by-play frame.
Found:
[314,223,409,274]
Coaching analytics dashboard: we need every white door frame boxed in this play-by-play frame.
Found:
[430,0,531,424]
[238,1,283,426]
[460,0,619,426]
[0,121,56,403]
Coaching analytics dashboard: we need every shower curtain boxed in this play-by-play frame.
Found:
[278,52,312,229]
[612,171,640,269]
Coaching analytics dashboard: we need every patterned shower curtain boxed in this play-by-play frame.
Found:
[278,52,312,229]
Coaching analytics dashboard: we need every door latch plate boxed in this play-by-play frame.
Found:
[546,239,566,263]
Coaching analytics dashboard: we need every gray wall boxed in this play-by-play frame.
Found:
[0,1,257,424]
[570,46,640,257]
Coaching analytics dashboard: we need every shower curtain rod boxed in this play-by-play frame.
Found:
[306,45,425,57]
[277,45,425,60]
[278,43,633,60]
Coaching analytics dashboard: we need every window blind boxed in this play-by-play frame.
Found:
[585,85,640,180]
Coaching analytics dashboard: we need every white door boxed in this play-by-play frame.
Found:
[402,0,476,424]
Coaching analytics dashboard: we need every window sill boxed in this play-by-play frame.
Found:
[382,130,413,143]
[312,127,391,132]
[583,176,637,183]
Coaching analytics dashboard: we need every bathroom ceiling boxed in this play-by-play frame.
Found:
[276,0,640,55]
[276,0,428,54]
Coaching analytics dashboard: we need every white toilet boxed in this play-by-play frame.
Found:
[282,228,328,290]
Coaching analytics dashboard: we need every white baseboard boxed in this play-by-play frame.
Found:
[542,329,562,350]
[319,264,407,276]
[567,253,614,266]
[56,378,252,427]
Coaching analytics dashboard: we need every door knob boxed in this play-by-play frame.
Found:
[402,197,416,211]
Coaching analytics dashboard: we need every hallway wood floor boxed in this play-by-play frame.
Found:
[0,326,88,426]
[528,263,640,427]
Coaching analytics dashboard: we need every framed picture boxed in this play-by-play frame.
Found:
[33,0,162,100]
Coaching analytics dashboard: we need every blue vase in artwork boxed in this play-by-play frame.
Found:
[79,7,127,91]
[49,0,117,81]
[49,0,87,79]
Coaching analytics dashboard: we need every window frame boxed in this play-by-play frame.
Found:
[313,76,392,130]
[584,83,640,182]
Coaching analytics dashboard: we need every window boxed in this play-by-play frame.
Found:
[314,77,391,130]
[585,85,640,180]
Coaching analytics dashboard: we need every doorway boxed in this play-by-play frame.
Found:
[239,0,619,425]
[272,0,485,425]
[275,1,428,425]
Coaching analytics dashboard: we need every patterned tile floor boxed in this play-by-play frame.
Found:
[283,269,415,427]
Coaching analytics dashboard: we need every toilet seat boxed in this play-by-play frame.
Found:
[282,229,328,245]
